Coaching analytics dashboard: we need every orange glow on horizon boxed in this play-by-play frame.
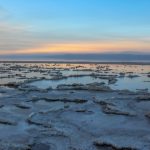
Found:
[1,40,150,55]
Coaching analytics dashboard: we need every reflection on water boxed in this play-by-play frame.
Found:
[110,76,150,91]
[29,75,150,91]
[29,76,107,89]
[0,63,150,91]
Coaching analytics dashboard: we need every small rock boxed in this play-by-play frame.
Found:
[136,95,150,102]
[14,103,31,109]
[94,140,137,150]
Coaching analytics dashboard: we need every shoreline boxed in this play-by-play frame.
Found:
[0,60,150,65]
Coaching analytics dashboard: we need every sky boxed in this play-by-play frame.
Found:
[0,0,150,58]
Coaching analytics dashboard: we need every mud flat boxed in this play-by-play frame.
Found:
[0,63,150,150]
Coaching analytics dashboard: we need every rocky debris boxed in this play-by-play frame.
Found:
[68,74,90,78]
[92,73,118,82]
[45,98,87,104]
[0,112,18,125]
[14,102,31,109]
[0,82,20,88]
[75,109,93,114]
[0,119,17,126]
[94,100,114,106]
[136,95,150,102]
[27,112,52,128]
[57,82,112,92]
[127,74,139,78]
[51,75,67,80]
[39,107,64,115]
[0,63,150,149]
[18,85,52,92]
[95,100,135,116]
[30,97,88,104]
[119,72,125,78]
[145,113,150,119]
[118,90,136,95]
[86,82,111,91]
[93,140,137,150]
[119,89,149,96]
[57,83,84,90]
[108,78,118,84]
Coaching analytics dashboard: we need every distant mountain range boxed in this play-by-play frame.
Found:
[0,52,150,62]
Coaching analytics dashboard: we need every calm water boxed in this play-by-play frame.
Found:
[28,63,150,91]
[29,76,108,89]
[110,75,150,91]
[29,75,150,91]
[0,63,150,91]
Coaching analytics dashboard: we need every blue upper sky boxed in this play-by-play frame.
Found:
[0,0,150,55]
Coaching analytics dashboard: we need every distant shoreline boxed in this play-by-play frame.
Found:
[0,60,150,65]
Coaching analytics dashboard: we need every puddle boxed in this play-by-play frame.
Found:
[29,75,150,91]
[110,75,150,91]
[29,76,107,89]
[1,63,150,92]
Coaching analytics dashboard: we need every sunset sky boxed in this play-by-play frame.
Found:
[0,0,150,56]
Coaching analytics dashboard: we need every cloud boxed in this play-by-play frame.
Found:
[0,21,51,53]
[0,8,150,55]
[0,6,45,53]
[0,6,51,53]
[0,21,150,55]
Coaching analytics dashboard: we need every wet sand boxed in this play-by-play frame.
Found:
[0,62,150,150]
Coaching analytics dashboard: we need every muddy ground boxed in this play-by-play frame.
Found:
[0,63,150,150]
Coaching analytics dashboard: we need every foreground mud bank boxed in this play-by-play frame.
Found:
[0,63,150,150]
